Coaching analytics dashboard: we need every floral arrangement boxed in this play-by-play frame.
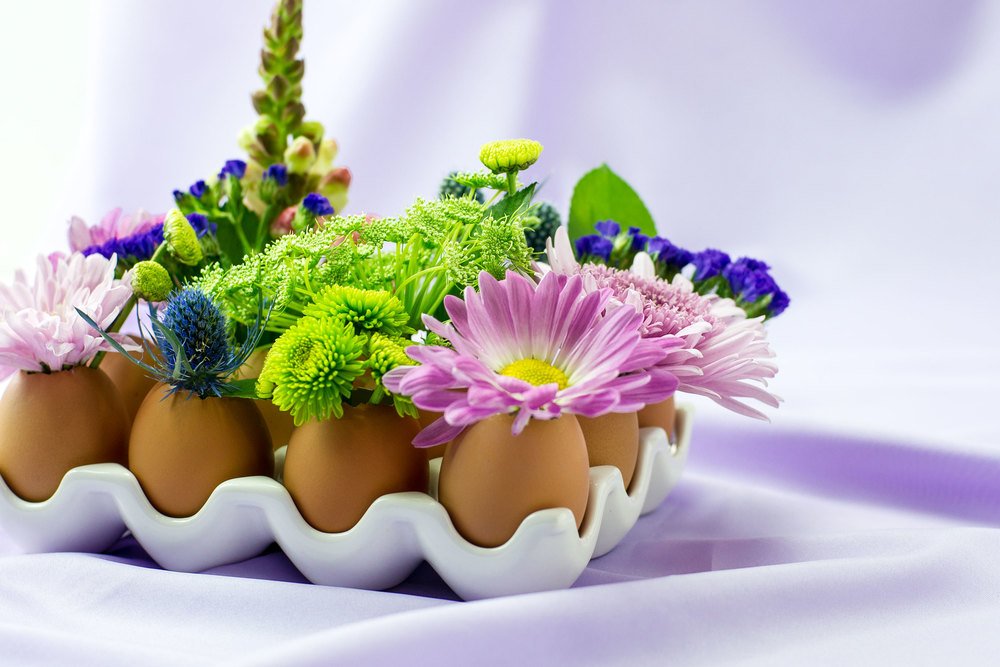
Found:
[0,0,790,557]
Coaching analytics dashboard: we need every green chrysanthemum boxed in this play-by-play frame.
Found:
[163,209,204,266]
[303,285,413,337]
[258,316,366,425]
[364,333,418,418]
[364,333,413,384]
[131,260,173,302]
[479,139,543,174]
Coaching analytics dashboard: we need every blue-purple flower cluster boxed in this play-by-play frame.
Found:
[81,214,216,264]
[574,220,789,318]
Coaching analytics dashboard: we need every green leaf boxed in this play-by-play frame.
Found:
[568,164,656,241]
[488,182,536,221]
[223,378,262,399]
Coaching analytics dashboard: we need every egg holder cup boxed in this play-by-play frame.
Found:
[0,406,691,600]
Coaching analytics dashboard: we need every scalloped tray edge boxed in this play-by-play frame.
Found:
[0,406,692,600]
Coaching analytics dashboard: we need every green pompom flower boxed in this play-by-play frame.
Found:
[479,139,543,174]
[258,316,366,425]
[364,333,413,385]
[303,285,413,338]
[131,260,173,302]
[163,209,204,266]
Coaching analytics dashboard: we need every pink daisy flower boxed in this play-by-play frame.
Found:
[546,228,780,420]
[0,253,136,380]
[383,270,680,447]
[68,208,164,253]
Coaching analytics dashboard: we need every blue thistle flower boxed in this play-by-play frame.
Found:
[691,248,732,280]
[218,159,247,180]
[189,180,208,198]
[78,288,270,399]
[302,192,335,216]
[264,163,288,186]
[595,220,621,238]
[157,289,230,373]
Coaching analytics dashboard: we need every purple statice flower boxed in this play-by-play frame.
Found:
[302,193,335,216]
[218,159,247,180]
[595,219,621,238]
[184,213,216,237]
[691,248,731,280]
[629,227,650,252]
[264,163,288,186]
[189,180,208,198]
[80,213,214,262]
[383,270,679,447]
[724,257,773,302]
[647,236,692,270]
[575,235,613,262]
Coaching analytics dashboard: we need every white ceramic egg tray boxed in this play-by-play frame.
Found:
[0,406,691,600]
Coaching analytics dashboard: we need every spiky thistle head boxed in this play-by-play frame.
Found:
[157,288,230,374]
[257,315,366,425]
[524,201,562,254]
[302,285,413,337]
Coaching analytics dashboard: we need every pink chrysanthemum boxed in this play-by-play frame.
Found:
[546,228,780,420]
[68,208,164,253]
[0,253,135,379]
[383,271,680,447]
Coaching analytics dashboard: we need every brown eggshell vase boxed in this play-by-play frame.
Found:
[128,384,274,517]
[283,403,429,533]
[438,413,591,548]
[0,367,129,502]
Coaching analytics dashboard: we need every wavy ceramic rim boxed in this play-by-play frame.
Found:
[0,406,692,600]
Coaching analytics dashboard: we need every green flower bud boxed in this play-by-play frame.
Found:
[299,120,324,144]
[163,209,204,266]
[313,138,339,172]
[131,261,172,302]
[284,135,316,174]
[479,139,543,174]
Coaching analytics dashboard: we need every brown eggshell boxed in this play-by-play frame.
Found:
[99,339,159,426]
[283,403,428,533]
[416,410,448,460]
[438,414,590,548]
[235,348,295,450]
[0,367,129,502]
[129,384,274,517]
[578,411,640,491]
[637,396,676,443]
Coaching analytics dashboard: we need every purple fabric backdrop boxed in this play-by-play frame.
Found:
[2,0,999,664]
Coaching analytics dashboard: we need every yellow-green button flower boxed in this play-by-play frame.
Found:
[479,139,543,174]
[131,260,173,302]
[163,209,204,266]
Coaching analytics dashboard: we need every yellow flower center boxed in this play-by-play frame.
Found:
[499,358,569,389]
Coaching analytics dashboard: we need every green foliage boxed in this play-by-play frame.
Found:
[439,172,485,203]
[449,171,510,192]
[568,164,656,241]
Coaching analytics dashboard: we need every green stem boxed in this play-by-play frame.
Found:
[506,171,518,195]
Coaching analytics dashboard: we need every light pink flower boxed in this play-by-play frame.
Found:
[0,253,136,379]
[546,227,780,420]
[68,208,164,253]
[383,270,680,447]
